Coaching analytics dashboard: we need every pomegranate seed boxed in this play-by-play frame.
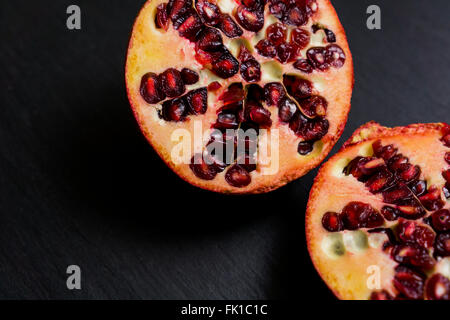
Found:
[432,209,450,232]
[399,164,421,183]
[299,96,327,118]
[419,186,444,211]
[269,1,286,19]
[194,48,220,67]
[434,233,450,257]
[341,201,384,230]
[391,243,436,270]
[240,59,261,83]
[321,212,344,232]
[207,81,222,91]
[397,219,435,249]
[410,180,427,197]
[372,140,398,161]
[161,97,187,122]
[426,274,450,300]
[185,87,207,115]
[365,167,396,193]
[381,206,399,221]
[298,141,314,155]
[181,68,199,85]
[195,0,221,26]
[249,105,272,127]
[235,5,265,32]
[290,28,310,49]
[176,10,204,41]
[264,82,286,106]
[266,23,287,45]
[293,59,314,74]
[219,14,243,38]
[387,154,409,172]
[276,43,297,63]
[155,4,169,30]
[225,164,251,187]
[382,183,413,204]
[140,72,165,104]
[211,51,239,79]
[283,75,312,100]
[190,153,218,180]
[196,28,223,52]
[283,6,307,26]
[445,152,450,164]
[307,47,330,71]
[370,290,393,300]
[219,83,245,105]
[393,265,425,300]
[396,204,426,220]
[255,39,277,58]
[278,98,297,122]
[325,44,346,68]
[159,68,186,98]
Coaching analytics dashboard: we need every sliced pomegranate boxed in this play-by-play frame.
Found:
[126,0,353,192]
[306,123,450,299]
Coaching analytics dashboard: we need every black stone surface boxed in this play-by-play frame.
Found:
[0,0,449,299]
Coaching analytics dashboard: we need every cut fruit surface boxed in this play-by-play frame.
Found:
[306,122,450,299]
[125,0,353,193]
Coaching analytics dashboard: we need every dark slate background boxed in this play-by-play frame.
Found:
[1,0,449,299]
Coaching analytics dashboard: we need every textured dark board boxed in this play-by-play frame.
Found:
[0,0,449,300]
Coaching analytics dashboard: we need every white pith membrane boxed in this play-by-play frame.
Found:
[306,122,450,300]
[125,0,353,193]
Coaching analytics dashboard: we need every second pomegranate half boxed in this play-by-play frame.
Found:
[125,0,353,193]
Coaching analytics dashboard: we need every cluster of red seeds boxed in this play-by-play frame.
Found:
[321,138,450,299]
[140,67,206,121]
[190,82,272,187]
[264,77,329,154]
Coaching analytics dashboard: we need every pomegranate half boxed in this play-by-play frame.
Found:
[125,0,353,193]
[306,122,450,300]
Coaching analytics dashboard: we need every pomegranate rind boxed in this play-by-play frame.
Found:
[125,0,354,194]
[306,122,449,300]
